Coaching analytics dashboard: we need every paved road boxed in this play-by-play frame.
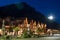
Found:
[0,37,59,40]
[0,34,60,40]
[11,37,60,40]
[53,34,60,37]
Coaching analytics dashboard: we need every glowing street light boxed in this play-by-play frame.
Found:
[48,16,54,20]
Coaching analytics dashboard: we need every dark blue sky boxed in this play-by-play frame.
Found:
[0,0,60,23]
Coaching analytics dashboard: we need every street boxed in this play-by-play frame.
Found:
[0,37,60,40]
[12,37,60,40]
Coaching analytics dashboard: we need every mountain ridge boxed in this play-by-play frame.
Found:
[0,2,60,30]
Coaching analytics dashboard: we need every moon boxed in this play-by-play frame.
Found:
[48,16,54,20]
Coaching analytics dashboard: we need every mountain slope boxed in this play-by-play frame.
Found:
[0,2,60,30]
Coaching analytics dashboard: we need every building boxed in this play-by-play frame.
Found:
[1,17,47,36]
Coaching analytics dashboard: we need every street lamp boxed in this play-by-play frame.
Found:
[48,15,54,20]
[2,19,5,36]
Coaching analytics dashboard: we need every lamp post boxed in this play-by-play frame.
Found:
[48,15,54,36]
[2,19,5,36]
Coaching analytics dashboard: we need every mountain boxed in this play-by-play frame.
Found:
[0,2,60,30]
[0,2,46,23]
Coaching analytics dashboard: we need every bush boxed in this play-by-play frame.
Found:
[21,30,31,38]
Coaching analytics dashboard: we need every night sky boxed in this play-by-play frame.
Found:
[0,0,60,23]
